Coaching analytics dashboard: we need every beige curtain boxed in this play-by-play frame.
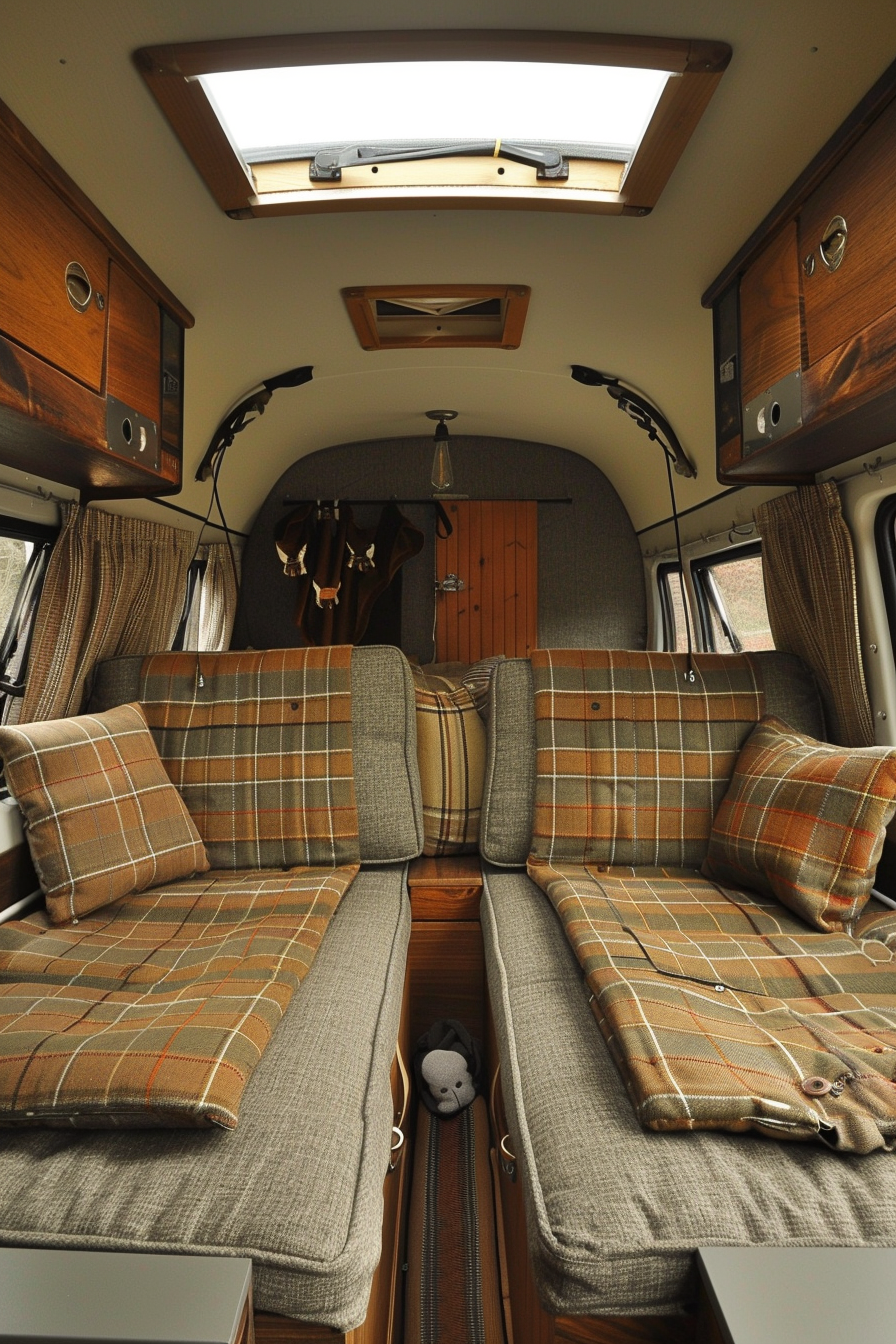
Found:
[756,480,873,747]
[20,504,195,722]
[181,543,240,652]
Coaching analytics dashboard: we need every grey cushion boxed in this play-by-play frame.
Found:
[479,652,825,869]
[482,867,896,1317]
[0,867,410,1332]
[88,645,423,866]
[480,659,535,867]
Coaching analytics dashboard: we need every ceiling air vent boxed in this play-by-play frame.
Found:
[342,285,530,350]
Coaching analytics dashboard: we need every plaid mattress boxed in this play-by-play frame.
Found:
[530,650,764,868]
[413,668,485,856]
[0,865,357,1128]
[139,647,359,870]
[528,857,896,1154]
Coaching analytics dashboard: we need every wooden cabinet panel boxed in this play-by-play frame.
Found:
[106,262,161,423]
[739,221,802,405]
[408,921,486,1044]
[0,135,109,393]
[800,97,896,367]
[436,499,538,661]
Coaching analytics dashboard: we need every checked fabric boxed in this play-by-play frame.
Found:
[527,860,896,1154]
[139,647,359,870]
[0,865,356,1128]
[529,649,764,869]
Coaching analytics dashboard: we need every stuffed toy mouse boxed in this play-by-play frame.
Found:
[413,1019,483,1117]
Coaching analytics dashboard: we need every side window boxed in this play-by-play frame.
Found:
[691,543,774,653]
[0,516,57,726]
[657,563,691,651]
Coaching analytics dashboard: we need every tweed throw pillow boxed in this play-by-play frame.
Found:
[413,667,486,856]
[0,703,209,924]
[702,716,896,932]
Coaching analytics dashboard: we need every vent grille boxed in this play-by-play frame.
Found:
[342,285,530,349]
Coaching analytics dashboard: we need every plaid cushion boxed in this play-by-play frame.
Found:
[528,858,896,1154]
[0,864,356,1127]
[530,650,764,867]
[702,717,896,932]
[139,647,359,870]
[460,656,504,721]
[0,704,208,925]
[413,668,485,856]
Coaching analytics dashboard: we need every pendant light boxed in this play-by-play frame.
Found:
[425,410,458,492]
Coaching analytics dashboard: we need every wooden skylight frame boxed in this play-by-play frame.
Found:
[341,285,531,350]
[135,30,730,219]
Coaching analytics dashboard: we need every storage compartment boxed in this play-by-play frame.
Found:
[0,97,192,499]
[0,135,109,394]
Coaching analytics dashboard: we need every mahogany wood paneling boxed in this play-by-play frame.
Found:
[435,500,538,661]
[556,1318,697,1344]
[407,855,483,921]
[738,222,802,405]
[0,843,39,912]
[800,95,896,367]
[408,920,486,1045]
[254,1317,339,1342]
[106,262,162,423]
[0,134,109,393]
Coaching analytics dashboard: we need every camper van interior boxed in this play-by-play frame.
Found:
[3,3,896,1342]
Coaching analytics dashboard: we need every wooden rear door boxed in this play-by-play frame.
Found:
[435,500,537,661]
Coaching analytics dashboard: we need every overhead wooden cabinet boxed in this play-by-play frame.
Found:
[0,98,192,499]
[705,58,896,484]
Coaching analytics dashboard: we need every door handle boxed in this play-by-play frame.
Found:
[436,573,465,592]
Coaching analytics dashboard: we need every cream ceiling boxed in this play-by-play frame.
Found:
[1,0,896,535]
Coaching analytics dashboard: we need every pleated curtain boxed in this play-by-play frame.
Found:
[181,543,240,652]
[755,480,873,747]
[20,504,195,722]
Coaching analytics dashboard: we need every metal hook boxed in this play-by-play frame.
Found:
[863,457,884,484]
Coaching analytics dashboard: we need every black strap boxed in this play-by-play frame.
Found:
[433,501,453,539]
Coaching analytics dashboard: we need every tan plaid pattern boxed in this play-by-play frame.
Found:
[530,650,764,868]
[0,864,357,1127]
[702,717,896,932]
[413,668,485,856]
[139,647,359,870]
[0,704,209,925]
[528,858,896,1153]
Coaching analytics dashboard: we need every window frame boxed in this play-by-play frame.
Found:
[690,540,767,653]
[136,29,730,219]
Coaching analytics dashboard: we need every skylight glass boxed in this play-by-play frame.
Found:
[200,61,671,160]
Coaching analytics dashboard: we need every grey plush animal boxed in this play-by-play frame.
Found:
[420,1048,476,1115]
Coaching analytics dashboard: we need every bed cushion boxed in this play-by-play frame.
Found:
[0,704,208,924]
[412,667,485,856]
[703,716,896,932]
[0,867,410,1332]
[88,645,423,866]
[482,866,896,1317]
[481,651,826,868]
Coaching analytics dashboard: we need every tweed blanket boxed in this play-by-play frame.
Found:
[527,858,896,1154]
[0,864,356,1128]
[139,647,359,870]
[530,649,764,868]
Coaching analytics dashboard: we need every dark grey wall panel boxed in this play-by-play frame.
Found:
[233,436,646,661]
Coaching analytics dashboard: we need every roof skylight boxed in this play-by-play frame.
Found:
[199,62,670,165]
[137,30,730,217]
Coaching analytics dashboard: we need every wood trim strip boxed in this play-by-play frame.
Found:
[0,842,39,913]
[0,97,193,328]
[341,285,530,352]
[622,68,726,213]
[702,52,896,307]
[138,32,728,79]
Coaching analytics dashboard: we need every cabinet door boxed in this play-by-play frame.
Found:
[800,97,896,366]
[0,136,108,392]
[739,220,802,405]
[106,262,161,423]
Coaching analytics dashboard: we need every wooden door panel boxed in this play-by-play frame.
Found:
[436,500,537,660]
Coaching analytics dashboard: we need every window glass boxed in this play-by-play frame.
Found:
[0,538,31,638]
[658,564,691,651]
[693,547,774,653]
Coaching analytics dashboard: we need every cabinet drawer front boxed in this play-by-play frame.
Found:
[739,221,802,406]
[0,137,108,392]
[800,97,896,367]
[106,261,161,423]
